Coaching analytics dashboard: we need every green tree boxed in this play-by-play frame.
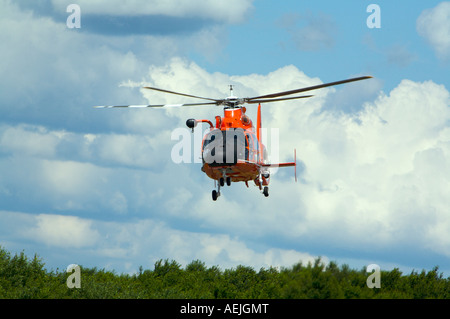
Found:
[1,246,449,299]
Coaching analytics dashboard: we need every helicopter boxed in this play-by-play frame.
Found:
[95,75,372,200]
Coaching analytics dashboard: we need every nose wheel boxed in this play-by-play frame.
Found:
[212,179,222,201]
[213,175,232,201]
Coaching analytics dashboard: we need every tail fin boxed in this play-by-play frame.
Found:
[257,103,263,163]
[257,103,261,141]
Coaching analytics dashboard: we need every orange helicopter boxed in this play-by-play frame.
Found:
[95,76,372,200]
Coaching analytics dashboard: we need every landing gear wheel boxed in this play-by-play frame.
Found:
[219,178,224,187]
[212,190,218,201]
[226,177,231,186]
[263,186,269,197]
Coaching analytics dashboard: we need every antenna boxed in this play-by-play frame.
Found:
[229,84,234,96]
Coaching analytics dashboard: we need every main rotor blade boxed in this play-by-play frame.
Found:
[247,76,372,100]
[143,86,221,102]
[94,102,217,108]
[246,95,313,104]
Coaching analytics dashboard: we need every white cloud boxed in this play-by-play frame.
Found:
[26,214,100,248]
[39,160,100,199]
[0,138,169,216]
[0,0,230,131]
[0,124,63,158]
[299,79,450,253]
[0,210,320,272]
[51,0,254,24]
[94,131,173,168]
[417,2,450,60]
[0,0,147,125]
[90,218,319,271]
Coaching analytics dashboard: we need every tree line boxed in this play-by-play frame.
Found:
[0,246,449,298]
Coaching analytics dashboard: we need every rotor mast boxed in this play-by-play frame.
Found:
[224,84,241,109]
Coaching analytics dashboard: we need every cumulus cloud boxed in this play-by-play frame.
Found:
[0,0,148,129]
[0,124,181,216]
[90,218,320,271]
[94,131,173,169]
[26,214,100,248]
[294,79,450,257]
[50,0,254,24]
[417,2,450,60]
[0,0,230,132]
[0,210,318,272]
[0,124,63,158]
[14,0,251,37]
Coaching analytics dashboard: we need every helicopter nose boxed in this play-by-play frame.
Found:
[202,148,212,164]
[203,141,244,166]
[203,145,225,165]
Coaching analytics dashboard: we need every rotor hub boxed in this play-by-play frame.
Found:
[223,96,242,108]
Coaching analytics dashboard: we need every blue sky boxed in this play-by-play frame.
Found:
[1,0,450,280]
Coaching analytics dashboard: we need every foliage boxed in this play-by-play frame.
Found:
[0,246,449,299]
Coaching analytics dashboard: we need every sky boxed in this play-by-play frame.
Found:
[0,0,450,279]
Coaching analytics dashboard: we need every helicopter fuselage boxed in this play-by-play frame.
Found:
[187,105,279,200]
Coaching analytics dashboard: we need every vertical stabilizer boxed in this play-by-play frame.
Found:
[257,103,261,141]
[257,103,263,163]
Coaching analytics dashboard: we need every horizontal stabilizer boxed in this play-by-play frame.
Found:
[261,162,295,168]
[262,149,297,182]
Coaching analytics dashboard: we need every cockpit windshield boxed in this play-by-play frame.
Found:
[202,128,247,166]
